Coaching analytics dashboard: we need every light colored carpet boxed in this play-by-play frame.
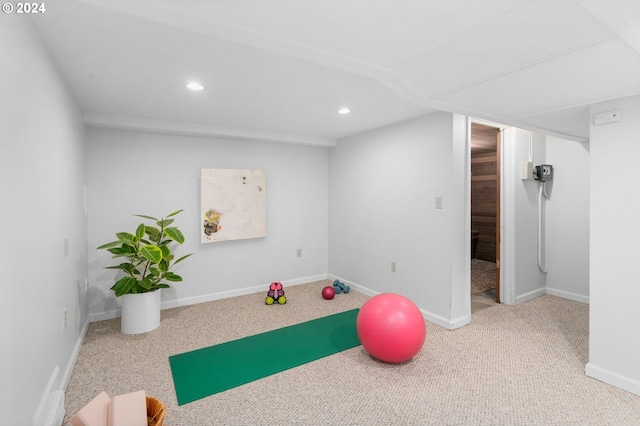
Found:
[471,259,496,294]
[64,280,640,425]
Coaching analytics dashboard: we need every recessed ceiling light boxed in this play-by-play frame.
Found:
[337,107,351,115]
[187,82,205,91]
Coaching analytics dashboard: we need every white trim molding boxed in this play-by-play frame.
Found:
[586,363,640,397]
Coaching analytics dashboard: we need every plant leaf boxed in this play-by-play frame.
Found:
[145,227,160,237]
[145,227,161,243]
[139,278,153,290]
[165,272,183,282]
[157,218,174,228]
[164,227,185,244]
[158,259,169,272]
[135,223,145,239]
[97,240,122,250]
[111,277,137,297]
[166,209,183,218]
[105,263,139,275]
[140,245,163,263]
[116,232,136,242]
[120,239,138,249]
[107,245,136,256]
[135,214,158,221]
[172,253,193,266]
[160,245,171,260]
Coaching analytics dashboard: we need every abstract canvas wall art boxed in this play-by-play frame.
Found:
[201,169,266,243]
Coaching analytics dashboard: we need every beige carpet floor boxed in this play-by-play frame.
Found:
[64,280,640,425]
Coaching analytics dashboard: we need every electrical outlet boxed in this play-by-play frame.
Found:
[296,248,302,257]
[63,238,69,257]
[63,309,67,330]
[435,196,443,209]
[391,261,397,273]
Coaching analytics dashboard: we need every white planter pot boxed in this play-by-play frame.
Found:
[120,290,161,334]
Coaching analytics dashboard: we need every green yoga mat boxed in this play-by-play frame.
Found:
[169,308,361,405]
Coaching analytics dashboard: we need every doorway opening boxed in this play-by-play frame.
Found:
[470,122,500,311]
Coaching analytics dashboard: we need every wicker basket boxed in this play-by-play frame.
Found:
[146,396,165,426]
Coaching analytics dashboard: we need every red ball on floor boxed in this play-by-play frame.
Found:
[321,286,335,300]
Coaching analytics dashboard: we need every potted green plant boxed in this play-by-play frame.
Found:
[97,209,192,334]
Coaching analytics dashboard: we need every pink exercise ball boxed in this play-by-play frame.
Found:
[356,293,426,363]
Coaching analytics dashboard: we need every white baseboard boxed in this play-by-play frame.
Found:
[545,287,589,304]
[161,273,329,310]
[34,315,90,425]
[328,274,376,297]
[422,311,470,330]
[328,274,469,330]
[91,277,588,327]
[89,274,329,322]
[449,315,472,330]
[586,362,640,397]
[90,272,477,331]
[515,287,589,306]
[61,319,90,389]
[515,287,546,305]
[33,366,60,426]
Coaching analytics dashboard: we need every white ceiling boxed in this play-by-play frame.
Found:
[32,0,640,146]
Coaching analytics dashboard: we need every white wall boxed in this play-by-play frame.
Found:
[0,19,88,423]
[501,129,590,305]
[587,95,640,396]
[546,137,590,303]
[328,112,470,329]
[501,128,548,304]
[86,128,329,320]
